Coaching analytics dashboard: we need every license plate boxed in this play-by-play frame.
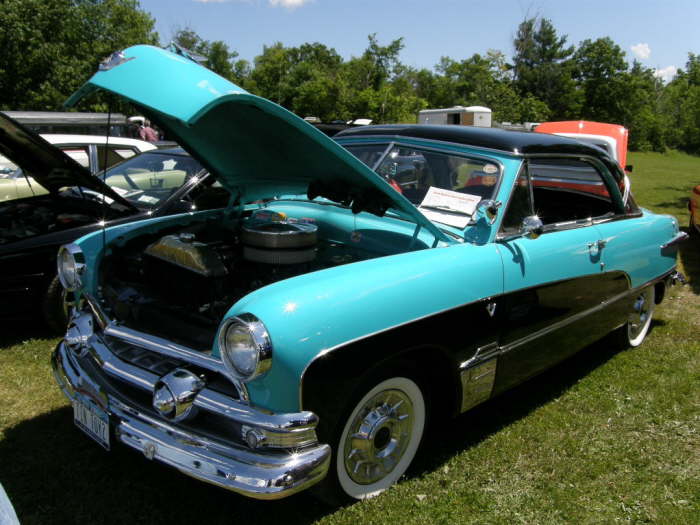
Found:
[73,394,110,450]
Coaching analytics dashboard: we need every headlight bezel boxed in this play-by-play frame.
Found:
[57,243,86,291]
[218,313,272,382]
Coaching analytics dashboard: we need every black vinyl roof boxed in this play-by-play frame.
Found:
[335,124,611,160]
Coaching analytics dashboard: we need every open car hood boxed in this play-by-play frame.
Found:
[0,112,136,208]
[66,45,446,241]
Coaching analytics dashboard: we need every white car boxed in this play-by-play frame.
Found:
[0,134,157,201]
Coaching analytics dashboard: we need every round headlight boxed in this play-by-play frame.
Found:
[219,314,272,382]
[57,244,85,291]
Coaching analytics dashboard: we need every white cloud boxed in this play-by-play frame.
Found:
[269,0,312,9]
[630,43,651,60]
[654,65,677,83]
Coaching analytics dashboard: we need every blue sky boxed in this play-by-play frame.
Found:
[139,0,699,82]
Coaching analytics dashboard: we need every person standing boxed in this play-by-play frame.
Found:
[139,120,159,142]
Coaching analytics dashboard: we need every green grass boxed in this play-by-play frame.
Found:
[1,151,698,524]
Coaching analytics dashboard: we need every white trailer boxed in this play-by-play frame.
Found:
[418,106,492,127]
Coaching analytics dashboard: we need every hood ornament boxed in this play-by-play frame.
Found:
[98,51,135,71]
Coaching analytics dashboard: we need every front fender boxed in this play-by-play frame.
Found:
[222,242,504,412]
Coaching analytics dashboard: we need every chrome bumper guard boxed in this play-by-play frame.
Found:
[52,311,331,499]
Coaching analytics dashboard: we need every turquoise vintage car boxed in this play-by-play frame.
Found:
[52,45,687,503]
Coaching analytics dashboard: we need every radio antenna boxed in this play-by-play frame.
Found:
[101,98,113,250]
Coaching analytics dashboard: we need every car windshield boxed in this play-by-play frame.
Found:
[0,155,18,177]
[101,150,205,209]
[344,144,502,218]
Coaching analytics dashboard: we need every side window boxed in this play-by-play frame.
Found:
[96,145,138,171]
[500,166,533,234]
[528,158,615,226]
[374,146,502,205]
[60,146,90,168]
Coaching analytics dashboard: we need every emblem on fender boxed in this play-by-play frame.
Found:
[152,369,205,422]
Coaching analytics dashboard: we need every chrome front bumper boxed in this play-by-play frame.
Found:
[52,339,331,500]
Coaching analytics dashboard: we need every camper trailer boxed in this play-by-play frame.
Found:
[418,106,492,127]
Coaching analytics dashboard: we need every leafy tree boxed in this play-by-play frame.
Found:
[172,27,249,85]
[512,17,581,118]
[0,0,158,110]
[574,38,629,124]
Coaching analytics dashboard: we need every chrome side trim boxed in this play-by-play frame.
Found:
[499,270,674,355]
[459,357,497,413]
[660,231,689,250]
[52,343,330,500]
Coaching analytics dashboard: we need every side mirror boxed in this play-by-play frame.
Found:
[478,199,502,223]
[497,215,544,242]
[625,164,634,173]
[521,215,544,239]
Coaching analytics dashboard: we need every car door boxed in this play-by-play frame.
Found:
[493,158,627,392]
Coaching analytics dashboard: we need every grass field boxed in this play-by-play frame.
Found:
[0,150,698,524]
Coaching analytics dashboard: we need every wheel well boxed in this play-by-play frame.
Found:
[654,281,665,304]
[302,343,461,441]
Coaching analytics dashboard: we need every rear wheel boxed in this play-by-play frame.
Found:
[622,286,655,347]
[314,374,426,504]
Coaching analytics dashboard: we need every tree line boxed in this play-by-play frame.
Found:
[1,0,699,154]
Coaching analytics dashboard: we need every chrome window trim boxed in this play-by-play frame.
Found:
[497,154,625,239]
[337,134,524,159]
[344,138,507,216]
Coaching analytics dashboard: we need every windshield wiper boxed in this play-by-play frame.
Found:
[419,204,473,216]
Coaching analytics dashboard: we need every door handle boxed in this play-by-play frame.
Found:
[588,239,607,250]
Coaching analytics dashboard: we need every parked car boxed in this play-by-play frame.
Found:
[690,183,700,234]
[0,112,227,329]
[52,45,687,504]
[534,121,632,172]
[0,134,156,202]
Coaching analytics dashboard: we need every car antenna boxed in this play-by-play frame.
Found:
[101,96,114,251]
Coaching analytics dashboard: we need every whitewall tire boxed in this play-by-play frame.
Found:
[626,286,655,347]
[335,376,425,500]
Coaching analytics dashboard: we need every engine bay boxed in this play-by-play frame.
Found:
[100,211,386,350]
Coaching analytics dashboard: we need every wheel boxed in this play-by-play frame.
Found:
[313,374,426,504]
[622,286,655,347]
[42,276,70,333]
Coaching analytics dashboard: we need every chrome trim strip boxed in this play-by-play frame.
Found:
[105,324,225,374]
[69,316,319,437]
[82,294,250,402]
[661,231,689,250]
[499,270,674,354]
[52,343,330,500]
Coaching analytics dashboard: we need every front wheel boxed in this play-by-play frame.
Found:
[42,276,70,333]
[315,375,426,504]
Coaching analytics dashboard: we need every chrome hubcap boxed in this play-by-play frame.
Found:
[628,288,653,340]
[343,389,413,485]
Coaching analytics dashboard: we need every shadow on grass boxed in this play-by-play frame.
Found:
[411,334,631,477]
[0,319,57,350]
[650,196,693,213]
[0,408,333,525]
[0,319,677,523]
